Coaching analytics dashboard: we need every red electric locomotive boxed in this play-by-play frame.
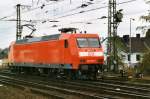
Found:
[8,28,104,79]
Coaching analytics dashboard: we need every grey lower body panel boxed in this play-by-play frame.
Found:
[10,63,72,69]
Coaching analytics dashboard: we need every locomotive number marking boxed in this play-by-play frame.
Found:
[79,52,103,56]
[88,52,94,56]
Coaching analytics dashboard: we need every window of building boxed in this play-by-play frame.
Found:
[136,54,141,61]
[128,54,131,61]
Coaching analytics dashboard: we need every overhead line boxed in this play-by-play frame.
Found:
[0,0,138,22]
[0,0,65,21]
[18,0,137,21]
[54,0,104,16]
[55,0,137,19]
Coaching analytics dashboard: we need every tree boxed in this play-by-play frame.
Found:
[141,0,150,21]
[137,0,150,75]
[140,50,150,74]
[146,28,150,37]
[137,0,150,36]
[0,48,8,59]
[108,36,128,72]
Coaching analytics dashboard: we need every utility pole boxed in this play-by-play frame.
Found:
[16,4,22,40]
[107,0,118,72]
[107,0,112,71]
[129,18,135,67]
[112,0,118,72]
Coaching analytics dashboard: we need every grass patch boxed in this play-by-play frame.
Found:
[0,84,50,99]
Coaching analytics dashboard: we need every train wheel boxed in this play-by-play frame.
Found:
[64,70,71,80]
[10,66,16,73]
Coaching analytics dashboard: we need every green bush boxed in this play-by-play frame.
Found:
[141,51,150,75]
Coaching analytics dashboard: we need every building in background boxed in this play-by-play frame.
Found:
[121,34,150,67]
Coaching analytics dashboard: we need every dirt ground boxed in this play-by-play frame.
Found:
[0,84,50,99]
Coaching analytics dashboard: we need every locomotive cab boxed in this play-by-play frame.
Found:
[77,37,103,63]
[60,28,104,79]
[75,35,104,79]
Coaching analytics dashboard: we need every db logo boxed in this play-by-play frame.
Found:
[88,52,94,56]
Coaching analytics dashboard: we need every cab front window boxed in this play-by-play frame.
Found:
[77,38,101,48]
[77,38,88,48]
[88,38,100,48]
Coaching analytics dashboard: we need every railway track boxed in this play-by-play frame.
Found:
[27,78,150,99]
[0,75,114,99]
[0,70,150,99]
[0,76,64,99]
[98,79,150,88]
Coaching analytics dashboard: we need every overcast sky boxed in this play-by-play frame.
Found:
[0,0,149,49]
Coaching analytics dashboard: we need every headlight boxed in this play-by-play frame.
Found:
[94,52,104,56]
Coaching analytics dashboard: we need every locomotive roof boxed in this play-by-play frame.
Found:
[15,33,99,44]
[15,34,61,44]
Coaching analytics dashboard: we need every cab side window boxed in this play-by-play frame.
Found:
[64,40,68,48]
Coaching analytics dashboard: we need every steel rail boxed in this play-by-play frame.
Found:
[0,75,108,99]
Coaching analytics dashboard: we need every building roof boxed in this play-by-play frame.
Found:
[122,36,150,53]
